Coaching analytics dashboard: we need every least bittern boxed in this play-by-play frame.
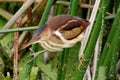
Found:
[21,14,90,62]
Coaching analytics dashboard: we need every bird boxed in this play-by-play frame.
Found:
[20,14,90,63]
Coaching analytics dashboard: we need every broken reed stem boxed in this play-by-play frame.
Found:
[13,28,18,80]
[14,15,23,80]
[56,1,93,9]
[0,0,24,2]
[13,0,25,79]
[0,8,13,20]
[0,0,34,38]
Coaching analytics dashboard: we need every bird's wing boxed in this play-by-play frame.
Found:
[19,24,47,50]
[30,24,47,42]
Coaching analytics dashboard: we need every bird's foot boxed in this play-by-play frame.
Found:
[27,48,46,63]
[78,55,89,70]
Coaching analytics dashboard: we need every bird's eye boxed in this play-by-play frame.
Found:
[81,20,90,27]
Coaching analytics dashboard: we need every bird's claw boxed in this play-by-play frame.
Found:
[27,48,46,63]
[78,55,89,70]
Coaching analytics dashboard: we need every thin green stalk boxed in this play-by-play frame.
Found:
[103,27,120,67]
[57,6,64,15]
[38,0,55,25]
[102,4,120,79]
[0,26,38,33]
[99,19,120,79]
[53,5,58,15]
[67,0,79,79]
[104,14,115,20]
[69,0,78,15]
[98,66,106,80]
[99,3,120,66]
[57,0,79,80]
[76,0,111,79]
[56,0,68,80]
[57,49,69,80]
[95,2,120,80]
[114,0,120,12]
[94,23,105,80]
[108,29,120,79]
[57,0,64,15]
